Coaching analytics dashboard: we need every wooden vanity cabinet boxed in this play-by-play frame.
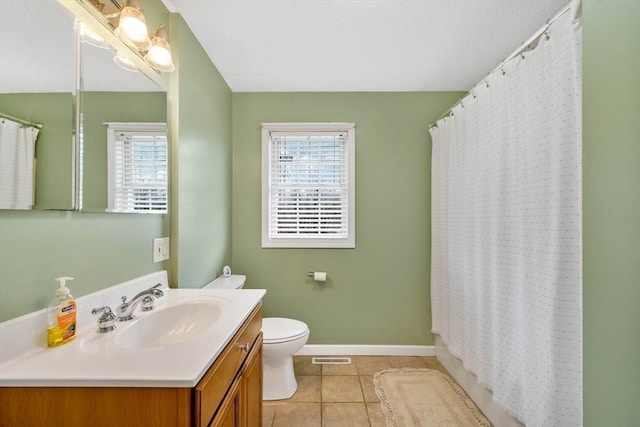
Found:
[209,333,263,427]
[0,304,263,427]
[195,305,263,427]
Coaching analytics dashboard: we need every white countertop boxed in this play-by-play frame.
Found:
[0,288,265,388]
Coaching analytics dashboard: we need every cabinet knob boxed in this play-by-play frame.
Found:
[236,343,251,352]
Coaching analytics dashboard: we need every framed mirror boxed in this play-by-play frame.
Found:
[0,0,77,210]
[78,29,168,213]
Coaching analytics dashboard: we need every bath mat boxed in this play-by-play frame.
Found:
[373,368,491,427]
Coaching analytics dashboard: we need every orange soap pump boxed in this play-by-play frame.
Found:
[47,276,77,347]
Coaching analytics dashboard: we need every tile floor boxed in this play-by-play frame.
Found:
[262,355,452,427]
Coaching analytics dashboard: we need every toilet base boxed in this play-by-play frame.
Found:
[263,354,298,400]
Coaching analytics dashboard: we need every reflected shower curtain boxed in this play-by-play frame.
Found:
[0,119,39,209]
[429,9,582,427]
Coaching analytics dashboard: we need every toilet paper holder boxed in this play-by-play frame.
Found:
[306,269,327,282]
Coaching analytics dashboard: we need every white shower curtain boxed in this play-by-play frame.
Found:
[0,118,39,210]
[430,7,582,427]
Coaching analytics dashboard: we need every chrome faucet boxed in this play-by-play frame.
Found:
[92,306,117,333]
[116,283,164,321]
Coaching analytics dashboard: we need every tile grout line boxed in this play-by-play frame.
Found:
[359,372,373,427]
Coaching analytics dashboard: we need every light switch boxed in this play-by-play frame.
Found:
[153,237,170,263]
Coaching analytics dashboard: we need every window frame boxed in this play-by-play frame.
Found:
[261,122,356,248]
[106,122,168,214]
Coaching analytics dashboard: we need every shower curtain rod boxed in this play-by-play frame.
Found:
[428,1,575,129]
[0,112,43,129]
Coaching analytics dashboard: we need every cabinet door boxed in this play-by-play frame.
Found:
[196,305,263,427]
[209,376,241,427]
[240,333,263,427]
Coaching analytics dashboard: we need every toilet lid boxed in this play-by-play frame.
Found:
[202,275,246,289]
[262,318,309,344]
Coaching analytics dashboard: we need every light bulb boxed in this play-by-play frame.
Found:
[114,5,150,50]
[144,26,175,72]
[120,15,147,41]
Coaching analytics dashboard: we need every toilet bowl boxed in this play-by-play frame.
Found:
[261,317,310,400]
[202,274,310,400]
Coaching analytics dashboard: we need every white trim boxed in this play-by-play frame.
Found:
[261,122,355,132]
[261,122,356,248]
[295,345,435,357]
[106,125,117,210]
[104,122,167,132]
[105,122,168,213]
[435,336,524,427]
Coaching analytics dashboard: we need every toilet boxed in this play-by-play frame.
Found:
[261,317,310,400]
[203,274,310,401]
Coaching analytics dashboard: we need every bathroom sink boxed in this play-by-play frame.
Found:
[116,299,227,349]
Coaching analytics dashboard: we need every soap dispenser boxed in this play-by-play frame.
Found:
[47,276,77,347]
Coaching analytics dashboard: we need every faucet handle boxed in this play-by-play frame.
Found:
[140,295,157,312]
[91,306,117,333]
[91,306,113,315]
[121,296,127,304]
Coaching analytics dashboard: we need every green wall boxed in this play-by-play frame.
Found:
[583,0,640,425]
[81,91,166,212]
[169,15,233,288]
[231,92,462,344]
[0,93,74,210]
[0,210,166,321]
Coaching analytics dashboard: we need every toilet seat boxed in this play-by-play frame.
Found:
[262,318,309,344]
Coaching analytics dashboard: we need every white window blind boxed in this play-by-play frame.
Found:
[262,123,355,248]
[106,123,168,213]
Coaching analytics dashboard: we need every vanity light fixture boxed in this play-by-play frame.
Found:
[144,25,175,72]
[114,0,151,51]
[83,0,174,73]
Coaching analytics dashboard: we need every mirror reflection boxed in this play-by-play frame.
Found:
[78,22,168,213]
[0,0,76,210]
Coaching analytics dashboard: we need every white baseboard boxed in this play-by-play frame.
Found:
[295,345,435,356]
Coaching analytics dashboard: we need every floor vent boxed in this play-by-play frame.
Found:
[311,357,352,365]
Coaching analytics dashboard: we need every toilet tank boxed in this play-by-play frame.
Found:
[202,274,246,289]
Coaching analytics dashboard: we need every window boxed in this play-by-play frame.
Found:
[262,123,355,248]
[106,122,168,213]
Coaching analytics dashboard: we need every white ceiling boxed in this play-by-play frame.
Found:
[1,1,571,94]
[162,0,569,92]
[0,0,76,93]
